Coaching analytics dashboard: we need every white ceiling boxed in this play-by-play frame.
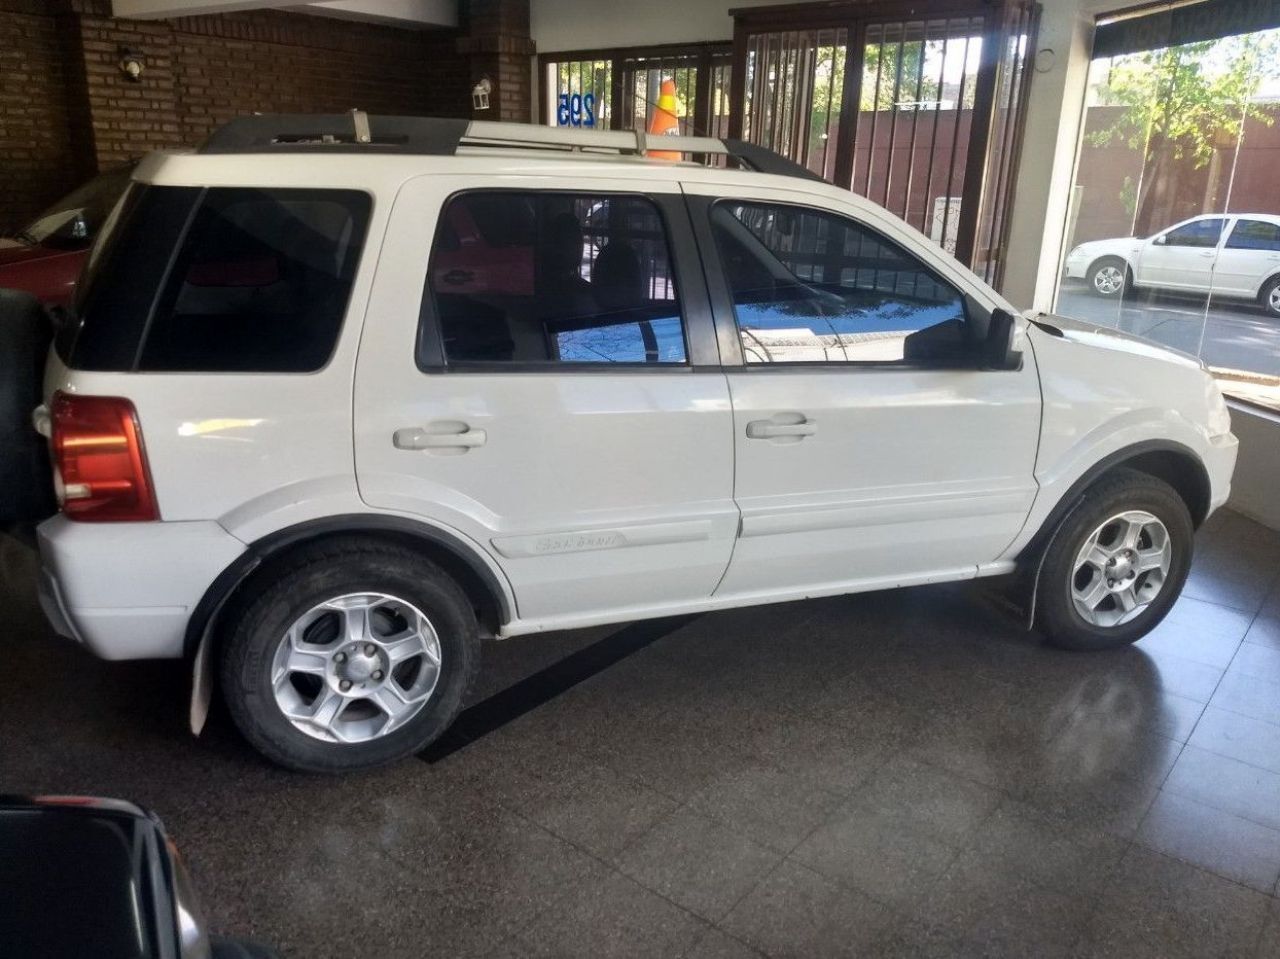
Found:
[111,0,457,29]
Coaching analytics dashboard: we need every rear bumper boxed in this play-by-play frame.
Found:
[37,515,245,660]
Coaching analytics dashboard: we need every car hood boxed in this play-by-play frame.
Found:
[1028,312,1203,371]
[1068,236,1142,256]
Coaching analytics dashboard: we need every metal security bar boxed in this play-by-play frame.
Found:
[729,0,1039,278]
[742,28,848,180]
[540,43,733,138]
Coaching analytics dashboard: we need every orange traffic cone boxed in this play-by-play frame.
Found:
[648,78,681,160]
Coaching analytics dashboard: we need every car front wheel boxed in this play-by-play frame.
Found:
[220,538,479,773]
[1087,257,1130,298]
[1036,468,1193,651]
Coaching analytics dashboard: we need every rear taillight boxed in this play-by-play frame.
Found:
[50,391,158,522]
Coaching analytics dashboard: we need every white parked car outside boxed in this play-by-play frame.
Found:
[1064,212,1280,316]
[32,115,1238,772]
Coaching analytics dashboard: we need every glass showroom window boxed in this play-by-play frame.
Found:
[1055,16,1280,409]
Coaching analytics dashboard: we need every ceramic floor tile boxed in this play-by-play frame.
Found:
[1188,706,1280,776]
[791,800,961,909]
[1231,643,1280,686]
[1244,616,1280,651]
[1138,598,1252,667]
[1137,790,1280,894]
[718,860,898,959]
[1078,845,1271,959]
[613,806,782,922]
[1163,745,1280,832]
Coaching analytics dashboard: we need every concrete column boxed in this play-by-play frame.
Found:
[997,0,1094,312]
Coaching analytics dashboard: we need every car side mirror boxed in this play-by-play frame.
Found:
[982,308,1022,371]
[1153,235,1167,246]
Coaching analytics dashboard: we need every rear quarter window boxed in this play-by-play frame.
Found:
[61,186,371,373]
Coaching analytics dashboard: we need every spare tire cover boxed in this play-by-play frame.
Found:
[0,289,56,522]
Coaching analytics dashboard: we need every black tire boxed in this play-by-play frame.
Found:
[1261,275,1280,319]
[1086,256,1130,299]
[0,290,56,523]
[1036,468,1193,651]
[219,538,480,773]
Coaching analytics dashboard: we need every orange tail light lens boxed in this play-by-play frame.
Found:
[51,391,158,522]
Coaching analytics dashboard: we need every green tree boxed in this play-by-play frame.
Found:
[1088,33,1280,230]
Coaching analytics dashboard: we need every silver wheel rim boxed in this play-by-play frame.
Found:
[1269,286,1280,313]
[1071,510,1172,628]
[1093,265,1125,296]
[271,592,442,744]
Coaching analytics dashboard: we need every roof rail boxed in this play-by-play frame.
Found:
[199,111,824,182]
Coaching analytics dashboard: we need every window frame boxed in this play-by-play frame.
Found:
[136,185,373,375]
[63,184,375,375]
[416,188,720,374]
[689,194,986,371]
[1225,218,1280,252]
[1161,217,1227,249]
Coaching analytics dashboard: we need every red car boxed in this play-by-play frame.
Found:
[0,164,134,307]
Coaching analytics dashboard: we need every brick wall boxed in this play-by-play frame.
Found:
[169,10,470,146]
[0,0,484,233]
[461,0,534,121]
[0,1,81,234]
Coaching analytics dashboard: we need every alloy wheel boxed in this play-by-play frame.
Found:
[270,592,442,743]
[1070,510,1172,628]
[1093,265,1125,296]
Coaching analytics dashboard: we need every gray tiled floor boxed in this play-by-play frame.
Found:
[3,508,1280,958]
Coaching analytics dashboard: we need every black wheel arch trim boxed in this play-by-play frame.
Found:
[183,514,513,658]
[1014,439,1209,631]
[1086,254,1131,280]
[1020,438,1210,569]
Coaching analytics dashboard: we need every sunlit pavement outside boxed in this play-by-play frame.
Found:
[1056,284,1280,381]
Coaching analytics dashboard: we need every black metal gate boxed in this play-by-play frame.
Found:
[730,0,1039,284]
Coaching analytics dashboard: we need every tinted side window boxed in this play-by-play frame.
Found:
[139,188,370,372]
[1225,220,1280,252]
[425,192,687,367]
[710,202,969,365]
[62,185,202,371]
[1164,218,1225,248]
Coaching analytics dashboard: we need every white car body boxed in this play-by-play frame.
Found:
[1064,212,1280,302]
[36,122,1238,679]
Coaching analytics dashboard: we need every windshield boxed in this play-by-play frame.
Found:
[13,165,134,249]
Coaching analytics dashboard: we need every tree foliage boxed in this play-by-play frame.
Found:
[1089,35,1280,169]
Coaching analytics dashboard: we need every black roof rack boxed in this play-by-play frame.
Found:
[198,111,824,182]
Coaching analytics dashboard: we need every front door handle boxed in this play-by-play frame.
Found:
[746,416,817,440]
[393,422,487,451]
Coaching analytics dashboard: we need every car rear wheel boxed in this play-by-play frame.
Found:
[220,538,479,773]
[1036,468,1193,651]
[1261,276,1280,318]
[1087,257,1130,298]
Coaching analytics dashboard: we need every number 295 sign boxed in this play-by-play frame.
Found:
[558,92,596,127]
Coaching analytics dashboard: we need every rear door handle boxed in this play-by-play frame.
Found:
[746,416,817,440]
[393,422,487,451]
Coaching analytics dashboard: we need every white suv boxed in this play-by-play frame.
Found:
[34,115,1238,772]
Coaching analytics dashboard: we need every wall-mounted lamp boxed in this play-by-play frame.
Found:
[118,47,145,82]
[471,77,491,111]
